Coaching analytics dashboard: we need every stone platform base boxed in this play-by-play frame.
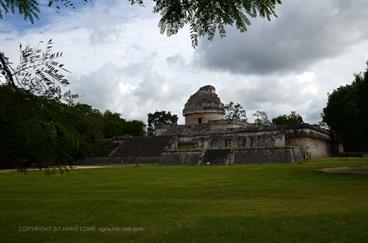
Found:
[84,147,303,165]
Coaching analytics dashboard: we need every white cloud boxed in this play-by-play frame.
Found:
[196,0,368,75]
[0,0,367,125]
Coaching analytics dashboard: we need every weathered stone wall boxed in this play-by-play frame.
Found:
[208,120,249,129]
[233,147,302,164]
[160,151,204,165]
[110,136,174,158]
[286,137,334,159]
[185,112,224,125]
[79,157,124,165]
[84,146,303,165]
[83,156,161,164]
[177,132,285,150]
[158,147,302,165]
[202,149,232,165]
[110,123,336,164]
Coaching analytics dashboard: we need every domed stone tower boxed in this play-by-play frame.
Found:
[183,85,225,125]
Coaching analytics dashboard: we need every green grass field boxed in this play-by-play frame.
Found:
[1,157,368,242]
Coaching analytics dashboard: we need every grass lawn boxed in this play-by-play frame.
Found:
[1,157,368,242]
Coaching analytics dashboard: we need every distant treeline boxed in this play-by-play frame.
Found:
[0,84,145,169]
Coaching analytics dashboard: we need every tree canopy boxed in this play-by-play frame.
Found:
[0,40,73,100]
[0,85,146,169]
[0,41,146,169]
[0,0,88,23]
[322,62,368,152]
[253,110,271,125]
[0,0,282,47]
[224,101,247,121]
[147,111,178,135]
[272,111,304,127]
[103,110,145,138]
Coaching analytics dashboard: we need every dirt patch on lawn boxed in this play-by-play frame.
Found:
[319,167,368,174]
[0,165,113,173]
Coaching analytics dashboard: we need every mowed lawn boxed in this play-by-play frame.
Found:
[1,158,368,242]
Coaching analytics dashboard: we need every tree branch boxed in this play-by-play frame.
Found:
[0,52,17,89]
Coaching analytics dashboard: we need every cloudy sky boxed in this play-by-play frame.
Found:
[1,0,367,124]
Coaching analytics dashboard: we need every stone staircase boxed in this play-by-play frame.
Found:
[202,149,231,165]
[110,136,174,163]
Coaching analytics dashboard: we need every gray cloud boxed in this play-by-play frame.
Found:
[1,0,366,125]
[196,0,368,75]
[216,72,324,122]
[166,54,186,66]
[71,62,123,110]
[70,58,190,122]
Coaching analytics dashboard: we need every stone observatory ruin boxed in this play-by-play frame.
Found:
[109,85,340,165]
[183,85,225,125]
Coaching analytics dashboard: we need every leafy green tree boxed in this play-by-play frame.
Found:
[253,110,271,125]
[0,40,72,100]
[224,102,247,121]
[154,0,281,47]
[72,103,104,140]
[0,0,281,47]
[0,42,146,168]
[322,62,368,151]
[103,110,146,138]
[124,120,146,137]
[272,111,304,126]
[0,0,88,23]
[0,41,81,169]
[147,111,178,135]
[0,86,147,168]
[0,85,83,169]
[65,103,104,158]
[103,110,127,138]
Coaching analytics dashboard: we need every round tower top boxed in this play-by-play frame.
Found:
[199,85,216,93]
[183,85,225,116]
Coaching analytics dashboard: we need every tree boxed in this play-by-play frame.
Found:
[0,41,81,170]
[124,120,146,137]
[0,0,282,47]
[103,110,146,138]
[0,85,83,169]
[103,110,127,138]
[0,0,88,23]
[253,110,271,125]
[0,40,72,100]
[0,85,147,168]
[317,120,329,129]
[272,111,304,126]
[147,111,178,135]
[322,62,368,151]
[224,102,247,121]
[0,42,147,168]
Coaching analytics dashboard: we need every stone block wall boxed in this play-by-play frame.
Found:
[233,147,302,164]
[286,137,334,159]
[160,151,204,165]
[83,156,161,164]
[79,157,125,165]
[158,147,302,165]
[83,147,303,165]
[185,112,224,125]
[202,149,231,165]
[177,132,285,150]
